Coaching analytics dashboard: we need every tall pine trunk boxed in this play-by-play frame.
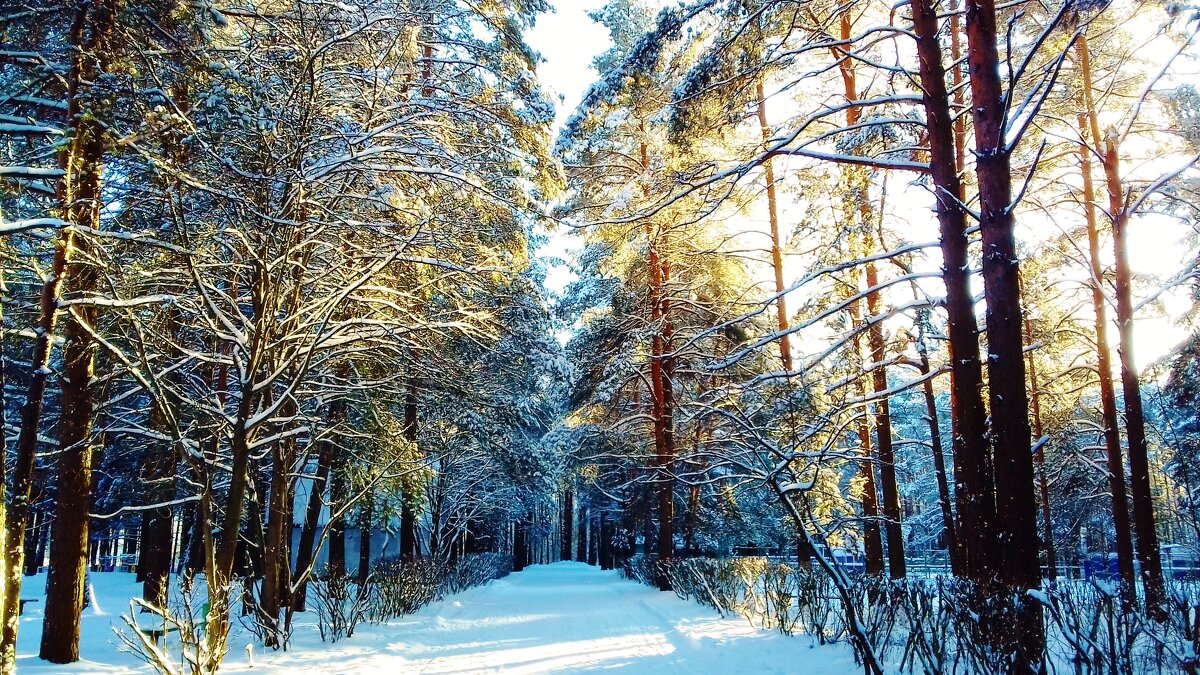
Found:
[1076,34,1165,613]
[39,0,119,662]
[401,385,420,559]
[1076,107,1136,597]
[918,345,958,572]
[850,284,884,576]
[358,494,374,580]
[260,426,295,647]
[291,432,332,612]
[866,248,905,578]
[963,0,1044,664]
[328,449,348,577]
[1023,313,1058,582]
[909,0,996,583]
[755,80,792,371]
[1,4,110,667]
[1104,134,1165,614]
[137,439,177,604]
[641,134,675,590]
[560,488,574,561]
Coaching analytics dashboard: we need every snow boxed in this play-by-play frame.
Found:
[0,217,68,234]
[13,562,857,674]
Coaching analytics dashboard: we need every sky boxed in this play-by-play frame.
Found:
[527,0,612,130]
[525,0,612,298]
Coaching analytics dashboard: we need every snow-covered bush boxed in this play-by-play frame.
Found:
[116,580,232,675]
[310,569,371,643]
[621,555,1200,673]
[368,557,445,621]
[657,556,837,638]
[366,553,513,624]
[442,554,514,595]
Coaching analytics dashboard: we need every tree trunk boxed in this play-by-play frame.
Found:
[849,265,884,577]
[137,445,176,604]
[215,378,259,585]
[654,269,676,588]
[963,0,1044,664]
[138,306,182,602]
[910,0,996,585]
[918,347,958,572]
[292,431,334,612]
[28,511,50,576]
[358,494,374,581]
[39,1,119,660]
[866,252,905,579]
[1105,133,1166,615]
[578,506,588,562]
[756,80,792,371]
[684,483,701,554]
[832,13,888,579]
[328,450,348,577]
[179,500,205,575]
[598,512,610,570]
[641,134,675,591]
[1023,313,1058,583]
[1077,34,1165,614]
[512,521,526,572]
[560,488,574,561]
[401,386,420,559]
[260,428,294,648]
[588,514,600,566]
[1076,107,1136,598]
[2,5,109,666]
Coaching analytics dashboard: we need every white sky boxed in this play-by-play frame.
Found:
[527,0,612,130]
[526,0,611,298]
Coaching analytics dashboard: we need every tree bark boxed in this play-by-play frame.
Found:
[833,12,887,579]
[910,0,996,585]
[918,347,958,572]
[755,80,792,371]
[328,449,348,577]
[512,521,526,572]
[1,6,104,668]
[599,512,611,570]
[401,385,420,559]
[560,488,574,561]
[137,443,176,604]
[1076,34,1165,614]
[260,424,295,647]
[963,0,1044,663]
[1076,107,1136,598]
[866,251,905,579]
[39,0,119,661]
[641,134,675,591]
[292,427,334,612]
[358,494,374,580]
[847,252,884,576]
[1104,133,1166,614]
[1023,313,1058,583]
[577,505,589,562]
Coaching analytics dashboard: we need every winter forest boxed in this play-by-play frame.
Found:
[1,0,1199,672]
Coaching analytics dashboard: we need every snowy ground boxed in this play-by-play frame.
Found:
[14,561,857,673]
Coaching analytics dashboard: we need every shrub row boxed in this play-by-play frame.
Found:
[620,554,1200,674]
[313,553,512,643]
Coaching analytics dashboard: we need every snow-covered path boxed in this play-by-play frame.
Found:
[17,562,857,674]
[261,562,855,674]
